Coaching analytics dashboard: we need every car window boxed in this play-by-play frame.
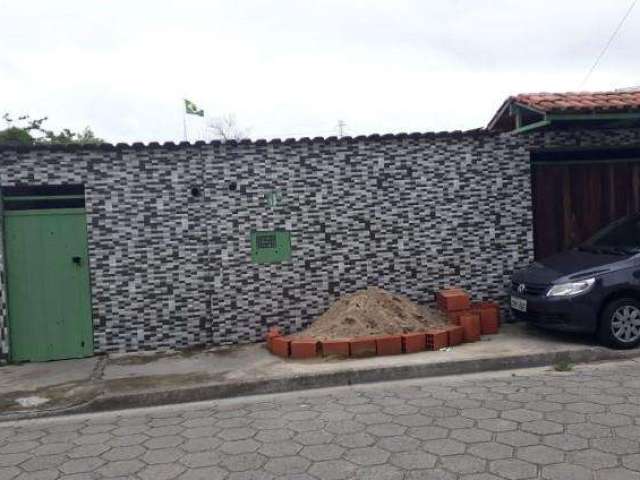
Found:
[587,216,640,249]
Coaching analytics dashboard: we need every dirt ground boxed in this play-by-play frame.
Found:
[292,287,447,340]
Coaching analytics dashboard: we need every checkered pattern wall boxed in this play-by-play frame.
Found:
[0,128,638,361]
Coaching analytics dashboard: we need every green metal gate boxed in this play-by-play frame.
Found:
[3,206,93,362]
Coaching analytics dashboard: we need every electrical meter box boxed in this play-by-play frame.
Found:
[251,229,291,264]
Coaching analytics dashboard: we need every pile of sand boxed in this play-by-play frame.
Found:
[293,287,447,340]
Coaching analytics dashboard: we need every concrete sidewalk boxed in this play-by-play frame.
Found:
[2,323,640,421]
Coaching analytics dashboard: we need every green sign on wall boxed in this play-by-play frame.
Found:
[251,229,291,264]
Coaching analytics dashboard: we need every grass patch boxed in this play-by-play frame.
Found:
[553,358,574,372]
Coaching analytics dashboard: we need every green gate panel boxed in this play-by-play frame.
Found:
[251,230,292,264]
[4,208,93,362]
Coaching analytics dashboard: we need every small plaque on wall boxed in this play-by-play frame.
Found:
[251,229,291,264]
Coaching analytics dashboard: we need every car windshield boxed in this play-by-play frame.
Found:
[580,215,640,255]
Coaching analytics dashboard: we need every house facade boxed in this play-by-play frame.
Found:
[1,90,640,362]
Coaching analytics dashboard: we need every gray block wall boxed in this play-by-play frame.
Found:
[0,127,635,361]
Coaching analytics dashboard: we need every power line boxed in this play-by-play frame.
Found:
[580,0,637,88]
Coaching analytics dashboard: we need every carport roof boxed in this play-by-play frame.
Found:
[488,88,640,133]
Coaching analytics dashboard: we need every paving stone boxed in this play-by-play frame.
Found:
[571,449,618,470]
[344,446,390,466]
[355,464,403,480]
[593,468,640,480]
[107,434,149,447]
[477,419,518,432]
[422,439,465,456]
[520,420,563,435]
[294,431,334,446]
[439,454,486,474]
[516,445,563,465]
[307,460,358,480]
[468,442,513,460]
[263,456,310,475]
[59,457,105,474]
[226,471,271,480]
[177,466,229,479]
[180,451,224,468]
[489,458,537,479]
[19,455,66,472]
[389,451,437,469]
[495,431,539,447]
[254,429,293,442]
[617,425,640,440]
[333,432,376,448]
[589,412,631,427]
[434,417,475,429]
[405,469,456,479]
[376,436,421,453]
[544,410,586,424]
[450,428,493,443]
[138,463,187,480]
[101,445,146,461]
[0,467,20,480]
[461,408,499,420]
[542,433,588,451]
[366,423,407,437]
[567,422,612,439]
[541,462,596,480]
[501,409,543,423]
[591,437,639,455]
[68,444,110,458]
[181,426,220,439]
[14,471,60,480]
[299,444,343,461]
[181,437,223,452]
[219,453,267,472]
[392,414,432,427]
[0,454,29,467]
[97,459,145,477]
[406,426,449,441]
[142,448,184,464]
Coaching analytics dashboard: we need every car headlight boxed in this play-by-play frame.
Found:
[547,278,595,297]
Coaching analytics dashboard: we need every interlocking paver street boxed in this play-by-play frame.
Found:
[5,360,640,478]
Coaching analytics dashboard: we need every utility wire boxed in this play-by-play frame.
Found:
[580,0,637,88]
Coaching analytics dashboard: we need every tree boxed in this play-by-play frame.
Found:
[0,113,103,146]
[206,114,250,142]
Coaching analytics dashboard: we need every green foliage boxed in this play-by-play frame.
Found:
[0,127,35,145]
[553,358,574,372]
[0,113,103,146]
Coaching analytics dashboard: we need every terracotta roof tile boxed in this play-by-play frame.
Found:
[513,90,640,114]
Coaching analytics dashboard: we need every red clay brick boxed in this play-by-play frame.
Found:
[290,339,318,359]
[375,335,402,356]
[459,313,481,342]
[436,289,471,312]
[475,302,500,335]
[271,336,290,358]
[425,329,449,350]
[441,325,465,346]
[350,337,377,357]
[401,332,427,353]
[266,327,281,350]
[446,310,468,325]
[321,339,350,358]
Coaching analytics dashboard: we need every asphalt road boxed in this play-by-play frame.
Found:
[3,360,640,479]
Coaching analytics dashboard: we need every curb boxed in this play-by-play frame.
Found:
[3,345,640,421]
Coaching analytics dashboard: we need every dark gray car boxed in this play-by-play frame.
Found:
[511,214,640,348]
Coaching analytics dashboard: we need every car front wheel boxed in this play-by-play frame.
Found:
[598,298,640,349]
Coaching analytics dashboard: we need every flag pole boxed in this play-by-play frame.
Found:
[183,108,188,142]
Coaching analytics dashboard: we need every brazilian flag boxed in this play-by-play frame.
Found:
[184,99,204,117]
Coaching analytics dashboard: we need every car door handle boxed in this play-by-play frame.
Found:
[72,256,82,266]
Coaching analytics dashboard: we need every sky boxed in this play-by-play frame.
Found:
[1,1,638,143]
